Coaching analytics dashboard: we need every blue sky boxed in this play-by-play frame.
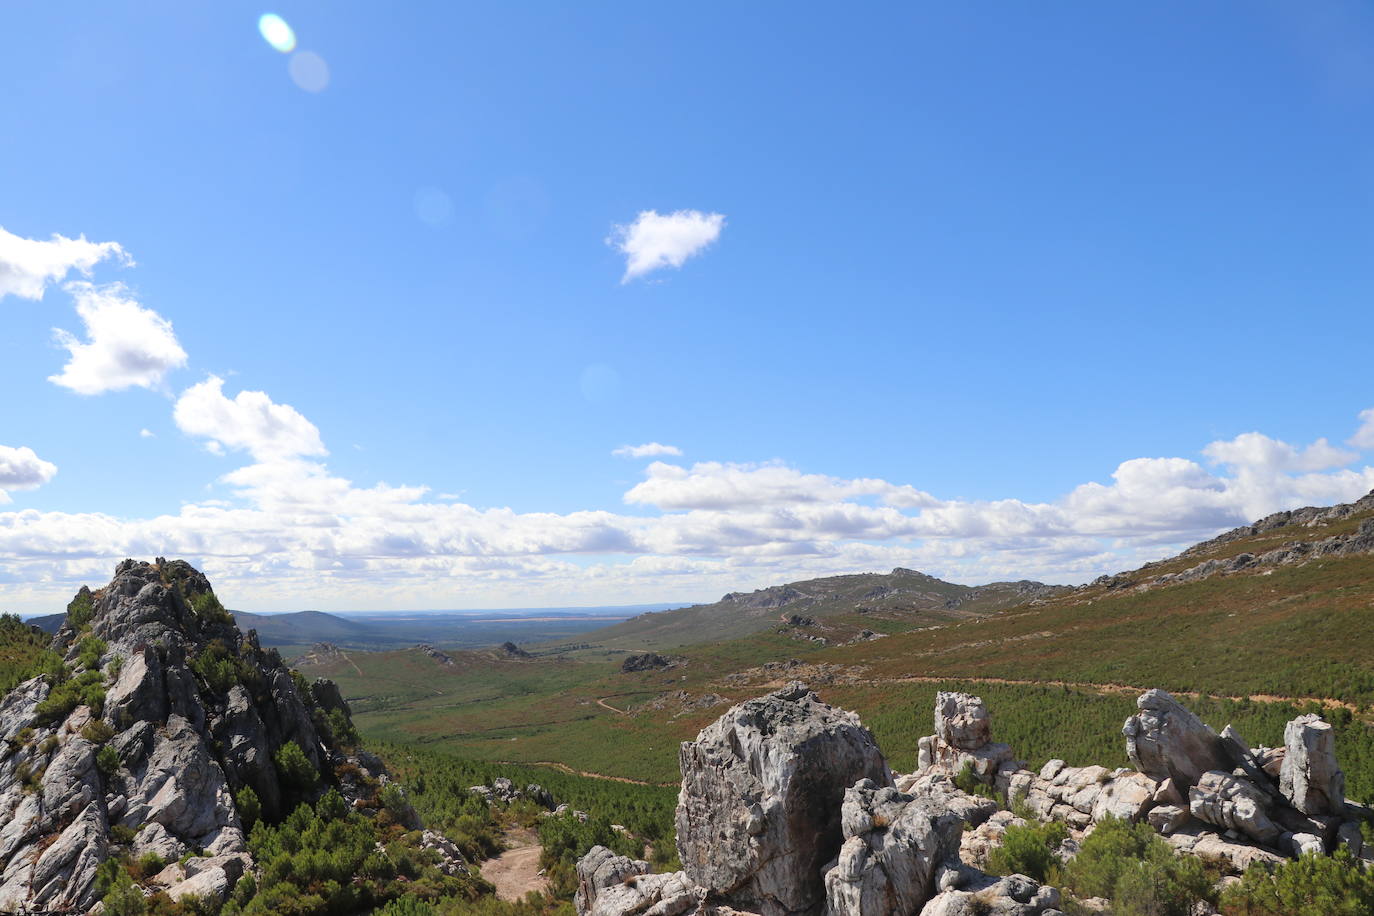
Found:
[3,2,1374,612]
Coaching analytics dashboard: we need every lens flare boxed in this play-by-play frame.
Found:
[289,51,330,92]
[258,14,296,53]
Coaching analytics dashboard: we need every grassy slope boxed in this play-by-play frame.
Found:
[310,499,1374,793]
[0,615,58,694]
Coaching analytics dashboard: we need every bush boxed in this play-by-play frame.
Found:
[1220,849,1374,915]
[96,744,121,776]
[236,786,262,831]
[34,669,106,723]
[66,588,95,629]
[274,740,318,793]
[190,591,234,625]
[82,719,115,744]
[954,760,997,800]
[77,636,107,671]
[1065,816,1214,913]
[986,819,1067,883]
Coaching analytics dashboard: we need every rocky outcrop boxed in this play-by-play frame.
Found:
[468,776,556,809]
[919,870,1063,916]
[1122,689,1228,788]
[917,693,1017,781]
[676,683,892,915]
[1188,771,1282,845]
[1280,714,1345,815]
[621,652,674,673]
[822,779,963,916]
[0,558,376,911]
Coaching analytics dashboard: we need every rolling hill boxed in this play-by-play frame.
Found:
[590,567,1069,649]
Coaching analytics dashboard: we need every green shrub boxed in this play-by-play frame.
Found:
[236,786,262,831]
[1220,849,1374,915]
[986,819,1067,883]
[96,744,121,777]
[190,591,233,625]
[954,760,998,800]
[66,588,95,629]
[82,719,116,744]
[34,669,106,723]
[274,740,318,792]
[77,636,107,671]
[1066,816,1214,913]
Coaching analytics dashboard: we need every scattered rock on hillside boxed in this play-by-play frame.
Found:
[417,643,456,666]
[500,641,532,659]
[620,652,674,673]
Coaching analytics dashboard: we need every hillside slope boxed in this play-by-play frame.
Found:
[590,567,1068,649]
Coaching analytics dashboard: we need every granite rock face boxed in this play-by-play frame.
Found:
[1280,714,1345,816]
[676,682,892,916]
[1123,689,1229,789]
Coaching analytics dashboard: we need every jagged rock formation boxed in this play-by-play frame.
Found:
[417,643,457,667]
[500,641,532,659]
[823,779,962,916]
[0,559,374,912]
[917,692,1017,780]
[578,685,1060,916]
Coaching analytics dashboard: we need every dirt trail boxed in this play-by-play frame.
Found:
[518,760,671,787]
[481,828,549,902]
[597,696,628,715]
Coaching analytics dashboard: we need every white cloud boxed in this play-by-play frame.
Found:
[613,442,683,459]
[0,226,129,301]
[173,376,327,463]
[139,428,155,439]
[1351,408,1374,450]
[624,460,939,511]
[48,283,188,395]
[608,209,724,282]
[1203,431,1355,473]
[2,406,1374,613]
[0,446,57,504]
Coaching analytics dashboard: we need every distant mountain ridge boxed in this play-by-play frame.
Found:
[588,567,1070,649]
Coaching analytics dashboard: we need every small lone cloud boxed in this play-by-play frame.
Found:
[613,443,683,459]
[139,428,155,439]
[608,209,724,283]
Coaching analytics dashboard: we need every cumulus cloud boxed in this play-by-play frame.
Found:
[48,283,188,395]
[613,442,683,459]
[3,406,1374,613]
[0,446,57,504]
[624,460,939,511]
[173,376,326,462]
[0,226,129,301]
[609,209,724,282]
[1351,408,1374,450]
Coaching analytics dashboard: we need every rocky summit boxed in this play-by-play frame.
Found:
[0,558,377,912]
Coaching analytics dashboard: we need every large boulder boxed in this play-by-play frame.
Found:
[676,683,891,916]
[1279,714,1345,816]
[822,779,963,916]
[919,871,1063,916]
[1122,690,1228,789]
